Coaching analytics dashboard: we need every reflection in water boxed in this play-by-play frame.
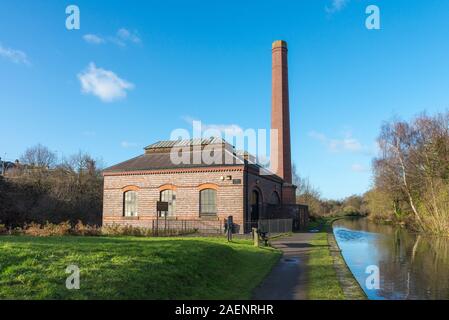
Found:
[333,218,449,300]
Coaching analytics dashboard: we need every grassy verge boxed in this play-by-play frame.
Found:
[307,230,345,300]
[306,216,366,300]
[0,236,281,299]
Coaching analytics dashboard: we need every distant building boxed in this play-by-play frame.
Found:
[102,40,301,233]
[0,159,19,176]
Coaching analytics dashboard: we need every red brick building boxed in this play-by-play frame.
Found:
[102,40,300,232]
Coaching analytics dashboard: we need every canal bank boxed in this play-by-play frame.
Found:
[307,217,366,300]
[252,217,368,300]
[333,217,449,299]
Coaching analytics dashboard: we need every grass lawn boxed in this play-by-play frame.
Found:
[306,218,345,300]
[0,236,281,300]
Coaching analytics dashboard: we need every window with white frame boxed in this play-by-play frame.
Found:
[200,189,217,216]
[160,189,176,217]
[123,190,138,217]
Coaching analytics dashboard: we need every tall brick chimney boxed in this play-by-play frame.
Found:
[271,40,296,203]
[271,40,292,183]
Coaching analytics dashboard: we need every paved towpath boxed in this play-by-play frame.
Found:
[252,232,315,300]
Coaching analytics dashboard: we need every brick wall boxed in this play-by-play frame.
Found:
[246,168,284,222]
[103,166,245,228]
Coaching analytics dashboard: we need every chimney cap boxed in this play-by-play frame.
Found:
[272,40,287,49]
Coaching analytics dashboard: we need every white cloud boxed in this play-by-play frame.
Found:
[308,131,327,143]
[117,28,141,44]
[309,130,364,153]
[351,163,369,173]
[121,141,139,148]
[77,63,134,102]
[83,34,105,44]
[83,28,141,47]
[325,0,350,14]
[0,44,30,65]
[182,116,244,137]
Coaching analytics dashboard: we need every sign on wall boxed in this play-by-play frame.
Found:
[157,201,169,212]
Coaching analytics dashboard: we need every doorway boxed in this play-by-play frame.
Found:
[251,190,260,221]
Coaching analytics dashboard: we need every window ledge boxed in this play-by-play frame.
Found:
[200,214,219,220]
[123,216,139,220]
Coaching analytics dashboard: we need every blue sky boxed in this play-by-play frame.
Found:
[1,0,449,199]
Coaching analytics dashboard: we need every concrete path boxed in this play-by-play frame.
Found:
[252,232,315,300]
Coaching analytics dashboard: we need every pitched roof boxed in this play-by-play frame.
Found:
[104,147,245,172]
[104,138,283,182]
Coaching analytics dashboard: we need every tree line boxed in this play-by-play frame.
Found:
[0,144,103,227]
[295,111,449,235]
[293,164,368,218]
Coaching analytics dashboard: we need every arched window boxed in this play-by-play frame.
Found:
[270,191,281,205]
[200,189,217,216]
[160,189,176,217]
[123,191,138,217]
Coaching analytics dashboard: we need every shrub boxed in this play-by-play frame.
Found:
[23,222,42,236]
[0,224,7,235]
[100,223,197,237]
[101,224,151,237]
[1,221,197,237]
[24,221,72,236]
[342,206,364,216]
[74,220,101,236]
[100,223,123,236]
[10,227,24,235]
[48,221,72,236]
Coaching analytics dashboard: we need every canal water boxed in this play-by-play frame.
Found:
[333,218,449,300]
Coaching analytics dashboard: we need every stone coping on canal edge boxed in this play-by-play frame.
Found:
[329,220,367,300]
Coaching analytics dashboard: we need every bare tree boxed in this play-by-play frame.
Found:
[2,146,103,227]
[292,163,323,215]
[292,163,301,189]
[20,144,57,168]
[371,112,449,233]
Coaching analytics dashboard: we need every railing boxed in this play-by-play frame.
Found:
[152,219,224,235]
[151,218,292,235]
[244,218,293,235]
[259,204,309,231]
[111,213,304,235]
